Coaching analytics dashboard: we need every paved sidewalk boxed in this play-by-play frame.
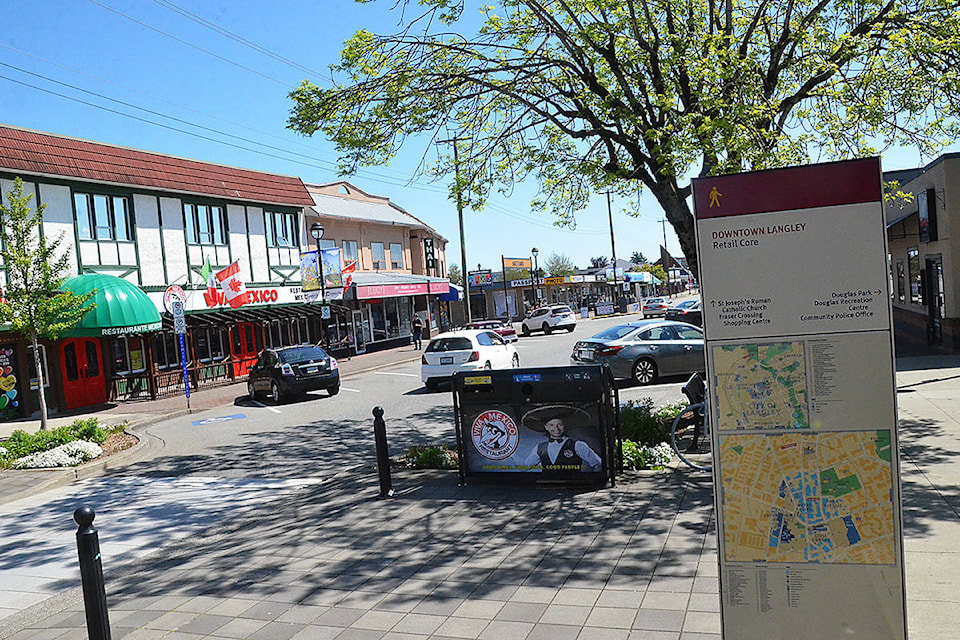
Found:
[3,351,959,639]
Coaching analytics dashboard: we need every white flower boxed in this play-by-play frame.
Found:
[13,440,103,469]
[0,446,7,457]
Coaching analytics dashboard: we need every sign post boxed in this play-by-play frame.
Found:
[171,300,190,410]
[693,158,906,639]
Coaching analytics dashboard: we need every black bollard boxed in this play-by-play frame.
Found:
[74,506,112,640]
[372,406,395,498]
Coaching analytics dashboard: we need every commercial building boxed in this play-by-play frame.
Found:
[886,154,960,351]
[0,125,447,420]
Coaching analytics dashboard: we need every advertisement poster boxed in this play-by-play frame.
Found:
[300,250,321,292]
[321,247,343,289]
[0,345,20,421]
[693,158,906,639]
[460,401,604,477]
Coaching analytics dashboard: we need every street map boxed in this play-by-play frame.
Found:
[719,430,895,565]
[714,342,809,431]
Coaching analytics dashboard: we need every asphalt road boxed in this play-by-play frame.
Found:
[103,313,693,481]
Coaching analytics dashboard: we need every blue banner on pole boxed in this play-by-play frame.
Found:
[178,333,191,398]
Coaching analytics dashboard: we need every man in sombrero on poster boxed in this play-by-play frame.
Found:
[521,404,602,473]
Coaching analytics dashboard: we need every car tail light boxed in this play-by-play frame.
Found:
[421,355,428,365]
[280,363,295,376]
[467,351,479,362]
[597,345,626,356]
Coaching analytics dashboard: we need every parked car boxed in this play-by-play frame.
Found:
[665,300,703,326]
[521,305,577,336]
[463,319,518,342]
[569,320,704,385]
[421,329,520,390]
[641,297,670,317]
[248,345,340,403]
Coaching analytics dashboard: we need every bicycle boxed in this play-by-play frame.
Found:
[671,372,712,471]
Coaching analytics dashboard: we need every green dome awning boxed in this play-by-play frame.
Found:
[62,273,162,337]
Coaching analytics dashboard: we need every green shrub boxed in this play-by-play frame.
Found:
[401,445,458,469]
[620,440,674,471]
[0,417,108,462]
[619,398,669,446]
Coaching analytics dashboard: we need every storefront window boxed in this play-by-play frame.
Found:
[908,248,922,305]
[896,262,905,302]
[112,336,146,374]
[154,332,182,369]
[27,345,50,390]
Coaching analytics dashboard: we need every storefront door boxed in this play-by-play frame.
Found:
[926,256,944,344]
[352,310,367,354]
[231,322,259,378]
[61,338,107,410]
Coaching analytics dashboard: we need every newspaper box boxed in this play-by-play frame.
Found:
[453,365,619,487]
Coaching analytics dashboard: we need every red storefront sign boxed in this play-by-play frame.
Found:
[356,282,449,299]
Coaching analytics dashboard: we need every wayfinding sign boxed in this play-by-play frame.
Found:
[693,158,906,639]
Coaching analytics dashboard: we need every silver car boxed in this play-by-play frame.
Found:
[569,320,705,385]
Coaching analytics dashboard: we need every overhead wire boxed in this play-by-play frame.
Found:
[2,4,615,235]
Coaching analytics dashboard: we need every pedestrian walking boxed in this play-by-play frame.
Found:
[412,315,424,349]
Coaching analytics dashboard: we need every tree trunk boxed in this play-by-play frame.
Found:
[30,332,49,431]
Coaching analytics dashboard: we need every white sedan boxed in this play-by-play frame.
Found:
[421,329,520,390]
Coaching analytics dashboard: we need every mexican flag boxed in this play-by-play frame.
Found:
[215,260,249,309]
[199,258,217,300]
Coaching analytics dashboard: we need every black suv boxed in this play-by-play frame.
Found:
[247,345,340,403]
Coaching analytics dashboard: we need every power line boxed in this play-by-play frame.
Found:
[151,0,332,84]
[86,0,293,88]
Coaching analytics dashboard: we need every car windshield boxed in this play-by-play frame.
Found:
[646,298,665,304]
[591,325,641,341]
[278,346,328,363]
[674,300,697,309]
[551,306,572,313]
[426,337,474,352]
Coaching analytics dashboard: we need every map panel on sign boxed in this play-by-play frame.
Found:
[719,431,895,565]
[713,342,808,431]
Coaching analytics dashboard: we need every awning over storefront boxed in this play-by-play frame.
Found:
[63,273,162,337]
[439,284,462,302]
[352,272,450,300]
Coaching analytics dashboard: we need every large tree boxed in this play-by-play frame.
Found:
[0,179,94,430]
[289,0,960,277]
[545,251,576,276]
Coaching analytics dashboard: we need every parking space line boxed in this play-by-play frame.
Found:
[374,372,419,377]
[339,387,361,393]
[252,401,282,414]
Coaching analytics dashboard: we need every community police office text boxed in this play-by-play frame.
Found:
[711,222,806,249]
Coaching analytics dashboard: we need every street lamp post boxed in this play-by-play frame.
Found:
[606,192,621,311]
[531,247,540,306]
[310,222,325,300]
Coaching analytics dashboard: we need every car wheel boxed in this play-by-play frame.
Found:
[542,322,551,335]
[512,353,520,368]
[269,380,282,404]
[633,358,659,385]
[521,324,530,337]
[247,379,257,400]
[328,382,340,396]
[567,326,575,332]
[425,379,438,391]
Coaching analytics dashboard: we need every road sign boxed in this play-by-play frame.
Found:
[163,285,186,313]
[171,300,186,335]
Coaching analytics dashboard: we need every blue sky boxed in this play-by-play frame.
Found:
[1,0,953,275]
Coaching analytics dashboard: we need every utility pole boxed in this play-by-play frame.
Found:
[658,218,672,297]
[606,192,621,311]
[438,136,472,323]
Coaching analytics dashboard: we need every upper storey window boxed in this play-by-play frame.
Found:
[184,203,227,245]
[75,193,131,241]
